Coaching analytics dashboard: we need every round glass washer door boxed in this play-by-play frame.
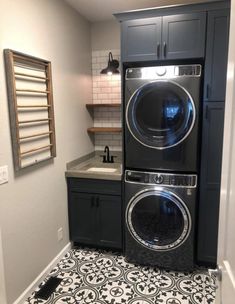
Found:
[126,189,191,251]
[126,80,196,149]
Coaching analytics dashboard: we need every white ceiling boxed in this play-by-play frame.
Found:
[64,0,218,22]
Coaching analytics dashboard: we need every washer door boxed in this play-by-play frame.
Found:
[126,80,196,149]
[126,189,191,251]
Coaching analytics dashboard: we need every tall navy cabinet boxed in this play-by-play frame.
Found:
[198,102,225,265]
[204,10,230,102]
[197,9,229,266]
[115,0,230,267]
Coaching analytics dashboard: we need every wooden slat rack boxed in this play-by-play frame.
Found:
[4,49,56,171]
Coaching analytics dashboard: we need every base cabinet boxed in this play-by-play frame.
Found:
[67,178,122,250]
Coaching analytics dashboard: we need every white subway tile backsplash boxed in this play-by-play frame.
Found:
[92,63,100,70]
[92,57,97,64]
[92,49,122,150]
[111,87,121,93]
[101,87,112,93]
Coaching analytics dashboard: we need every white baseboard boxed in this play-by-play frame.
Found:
[12,242,71,304]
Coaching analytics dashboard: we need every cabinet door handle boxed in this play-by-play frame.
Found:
[91,196,95,207]
[205,105,209,120]
[206,84,210,99]
[163,42,167,58]
[157,43,160,58]
[96,197,99,207]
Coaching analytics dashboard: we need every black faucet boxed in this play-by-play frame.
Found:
[101,146,116,163]
[104,146,110,163]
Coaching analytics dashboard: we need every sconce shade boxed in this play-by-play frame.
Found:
[100,52,119,75]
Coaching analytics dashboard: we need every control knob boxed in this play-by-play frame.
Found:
[156,67,166,76]
[154,174,164,184]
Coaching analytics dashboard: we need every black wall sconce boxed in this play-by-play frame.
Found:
[100,52,119,75]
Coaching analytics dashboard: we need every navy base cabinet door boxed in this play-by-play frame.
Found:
[97,195,122,249]
[122,17,161,62]
[67,178,122,250]
[162,12,206,59]
[197,102,225,266]
[69,192,96,245]
[204,9,230,101]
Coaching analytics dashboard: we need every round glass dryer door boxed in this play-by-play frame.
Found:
[126,80,196,149]
[126,189,191,251]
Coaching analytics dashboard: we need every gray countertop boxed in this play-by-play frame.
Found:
[65,151,122,181]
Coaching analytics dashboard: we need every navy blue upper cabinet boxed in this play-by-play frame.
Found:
[121,12,206,62]
[162,13,206,60]
[204,10,230,101]
[122,17,161,62]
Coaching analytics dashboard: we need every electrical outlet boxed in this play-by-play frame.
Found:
[57,227,63,241]
[0,166,8,185]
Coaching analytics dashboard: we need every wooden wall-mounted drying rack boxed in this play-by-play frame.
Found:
[4,49,56,171]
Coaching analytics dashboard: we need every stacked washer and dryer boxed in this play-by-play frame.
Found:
[123,65,202,271]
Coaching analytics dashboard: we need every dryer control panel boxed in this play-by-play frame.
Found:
[126,64,201,79]
[125,170,197,188]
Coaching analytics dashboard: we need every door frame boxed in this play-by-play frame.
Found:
[216,0,235,302]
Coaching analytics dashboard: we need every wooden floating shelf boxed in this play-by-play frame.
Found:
[87,127,122,133]
[86,103,121,109]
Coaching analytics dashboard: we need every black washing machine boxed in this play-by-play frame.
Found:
[124,64,202,172]
[124,170,197,271]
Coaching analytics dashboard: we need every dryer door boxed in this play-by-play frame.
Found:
[126,80,195,149]
[126,188,191,251]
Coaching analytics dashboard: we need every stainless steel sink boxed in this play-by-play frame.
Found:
[86,167,117,173]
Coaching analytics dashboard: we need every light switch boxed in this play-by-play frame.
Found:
[0,166,8,185]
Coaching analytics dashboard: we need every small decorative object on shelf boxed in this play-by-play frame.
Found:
[4,49,56,171]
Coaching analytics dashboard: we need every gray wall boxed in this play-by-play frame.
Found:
[0,0,93,302]
[91,20,120,51]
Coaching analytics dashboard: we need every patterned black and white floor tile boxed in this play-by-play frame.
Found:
[24,248,216,304]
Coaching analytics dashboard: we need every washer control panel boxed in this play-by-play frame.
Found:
[125,170,197,188]
[125,64,201,79]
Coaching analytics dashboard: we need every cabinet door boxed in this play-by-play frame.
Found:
[69,192,96,244]
[122,17,161,62]
[204,10,230,102]
[96,195,122,249]
[197,102,225,266]
[162,13,206,59]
